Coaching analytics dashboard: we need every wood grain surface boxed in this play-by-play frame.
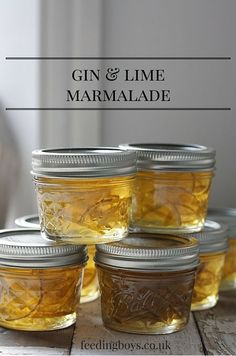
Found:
[0,291,235,355]
[0,325,75,355]
[71,299,204,355]
[194,289,236,356]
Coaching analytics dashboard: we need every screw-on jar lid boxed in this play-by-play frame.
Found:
[0,229,87,268]
[183,220,228,254]
[15,215,39,229]
[32,147,136,177]
[95,233,199,271]
[208,208,236,239]
[119,143,215,171]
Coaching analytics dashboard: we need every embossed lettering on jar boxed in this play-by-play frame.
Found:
[120,143,215,234]
[208,208,236,291]
[95,233,199,334]
[15,215,99,303]
[32,148,136,245]
[188,220,228,310]
[0,229,87,331]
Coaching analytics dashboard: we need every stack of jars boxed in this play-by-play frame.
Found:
[111,143,227,332]
[118,144,229,314]
[0,144,233,335]
[0,148,136,331]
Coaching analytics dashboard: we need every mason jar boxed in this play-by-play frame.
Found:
[188,220,228,310]
[208,208,236,291]
[32,148,136,245]
[95,233,199,334]
[120,143,215,234]
[15,214,99,303]
[0,229,87,331]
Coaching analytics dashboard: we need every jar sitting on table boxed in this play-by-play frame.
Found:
[186,220,228,310]
[0,229,87,331]
[95,232,199,334]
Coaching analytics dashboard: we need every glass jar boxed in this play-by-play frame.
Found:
[120,143,215,234]
[188,220,228,311]
[208,208,236,290]
[15,214,99,304]
[0,229,87,331]
[32,148,136,245]
[95,233,199,334]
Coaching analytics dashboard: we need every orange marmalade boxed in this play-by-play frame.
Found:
[120,143,215,234]
[0,229,87,331]
[32,148,136,245]
[208,208,236,291]
[188,220,228,310]
[95,233,199,334]
[15,215,99,303]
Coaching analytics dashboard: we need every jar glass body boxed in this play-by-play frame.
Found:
[0,264,84,331]
[132,170,213,233]
[220,239,236,290]
[34,175,134,244]
[81,245,99,303]
[191,252,225,310]
[97,265,196,334]
[14,216,99,303]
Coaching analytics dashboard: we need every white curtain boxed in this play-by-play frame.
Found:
[0,0,103,226]
[39,0,103,147]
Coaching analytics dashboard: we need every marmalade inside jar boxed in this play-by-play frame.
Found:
[132,171,213,233]
[81,245,99,303]
[0,265,83,331]
[97,265,196,334]
[34,176,133,244]
[221,239,236,290]
[191,252,225,310]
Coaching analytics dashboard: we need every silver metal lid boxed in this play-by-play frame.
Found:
[119,143,215,171]
[95,233,199,271]
[15,214,39,229]
[183,220,228,254]
[208,208,236,239]
[0,229,87,268]
[32,147,136,177]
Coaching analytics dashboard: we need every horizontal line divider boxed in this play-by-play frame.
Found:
[5,107,231,111]
[5,57,231,60]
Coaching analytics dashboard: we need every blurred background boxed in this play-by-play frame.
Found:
[0,0,235,227]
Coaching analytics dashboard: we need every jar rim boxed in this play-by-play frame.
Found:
[182,219,228,253]
[15,215,39,229]
[119,143,215,171]
[0,229,87,268]
[95,233,199,271]
[208,207,236,239]
[32,147,136,177]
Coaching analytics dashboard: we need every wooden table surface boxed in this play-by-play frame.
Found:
[0,289,235,355]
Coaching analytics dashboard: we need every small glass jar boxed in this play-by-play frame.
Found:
[188,220,228,311]
[15,214,100,304]
[95,233,199,334]
[120,143,215,234]
[32,148,136,244]
[208,208,236,291]
[0,229,87,331]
